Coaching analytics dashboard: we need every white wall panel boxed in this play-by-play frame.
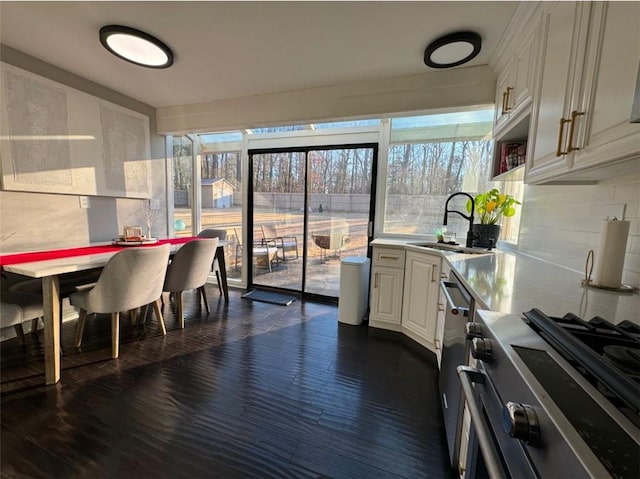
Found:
[0,51,168,254]
[518,175,640,287]
[156,66,496,135]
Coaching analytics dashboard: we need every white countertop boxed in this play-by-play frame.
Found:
[371,238,639,325]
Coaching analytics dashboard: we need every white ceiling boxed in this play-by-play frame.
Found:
[0,1,519,109]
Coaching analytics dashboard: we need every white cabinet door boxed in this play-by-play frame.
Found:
[493,59,515,134]
[402,252,441,344]
[527,1,639,184]
[571,2,640,172]
[494,24,538,136]
[511,29,537,117]
[527,1,591,181]
[490,15,539,179]
[435,263,450,367]
[370,265,404,326]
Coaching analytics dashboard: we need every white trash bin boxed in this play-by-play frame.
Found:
[338,257,371,325]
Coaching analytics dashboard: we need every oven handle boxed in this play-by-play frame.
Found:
[457,366,508,479]
[440,281,469,316]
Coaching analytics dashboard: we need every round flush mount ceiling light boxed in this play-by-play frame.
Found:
[423,31,481,69]
[100,25,174,68]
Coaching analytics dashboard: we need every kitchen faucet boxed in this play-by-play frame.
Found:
[443,192,475,248]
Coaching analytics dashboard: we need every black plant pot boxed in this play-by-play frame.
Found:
[472,224,501,248]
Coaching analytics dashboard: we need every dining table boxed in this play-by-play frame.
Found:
[0,237,230,385]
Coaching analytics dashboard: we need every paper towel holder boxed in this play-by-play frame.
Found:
[581,249,637,292]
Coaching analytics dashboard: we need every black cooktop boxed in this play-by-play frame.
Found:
[514,345,640,479]
[522,308,640,425]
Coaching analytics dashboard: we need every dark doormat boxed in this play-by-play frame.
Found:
[241,290,297,306]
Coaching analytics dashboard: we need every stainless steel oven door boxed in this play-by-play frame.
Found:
[457,366,538,479]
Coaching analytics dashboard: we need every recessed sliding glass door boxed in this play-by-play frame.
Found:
[305,147,375,297]
[249,144,376,299]
[250,150,306,291]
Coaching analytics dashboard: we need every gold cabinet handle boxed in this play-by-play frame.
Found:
[567,110,585,152]
[556,117,572,156]
[503,87,513,113]
[379,254,399,260]
[501,91,508,115]
[432,264,437,282]
[374,272,379,288]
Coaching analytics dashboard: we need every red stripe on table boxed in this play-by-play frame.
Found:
[0,237,197,266]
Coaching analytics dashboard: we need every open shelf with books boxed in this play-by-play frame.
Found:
[491,113,529,180]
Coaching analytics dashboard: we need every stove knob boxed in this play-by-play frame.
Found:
[465,322,483,340]
[471,338,492,360]
[503,402,540,446]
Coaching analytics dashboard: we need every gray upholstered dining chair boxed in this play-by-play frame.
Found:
[0,291,44,345]
[162,238,218,329]
[197,229,227,295]
[8,268,102,329]
[70,244,171,359]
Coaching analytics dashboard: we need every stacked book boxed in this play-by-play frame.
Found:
[499,141,527,174]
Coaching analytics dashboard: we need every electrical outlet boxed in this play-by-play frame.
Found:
[593,203,626,220]
[79,196,90,209]
[604,204,626,220]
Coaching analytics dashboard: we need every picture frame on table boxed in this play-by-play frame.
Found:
[124,226,143,241]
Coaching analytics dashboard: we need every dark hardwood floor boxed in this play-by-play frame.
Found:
[1,286,455,479]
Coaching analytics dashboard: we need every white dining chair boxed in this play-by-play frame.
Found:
[8,269,102,329]
[0,291,44,344]
[197,229,227,296]
[162,238,218,328]
[70,244,171,359]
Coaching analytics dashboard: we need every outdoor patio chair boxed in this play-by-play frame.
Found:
[233,228,243,271]
[311,234,332,263]
[233,228,279,273]
[253,239,279,272]
[261,224,299,261]
[311,218,350,262]
[70,244,170,359]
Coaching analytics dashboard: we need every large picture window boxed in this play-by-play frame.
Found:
[170,108,524,290]
[383,109,511,241]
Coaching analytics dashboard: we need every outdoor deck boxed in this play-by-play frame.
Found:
[175,208,370,297]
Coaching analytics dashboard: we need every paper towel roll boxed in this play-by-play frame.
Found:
[592,219,630,288]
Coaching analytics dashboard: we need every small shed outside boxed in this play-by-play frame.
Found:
[201,178,235,208]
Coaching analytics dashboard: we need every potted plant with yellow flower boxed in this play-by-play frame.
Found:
[466,188,521,248]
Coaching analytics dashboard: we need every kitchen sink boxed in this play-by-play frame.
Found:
[410,242,494,255]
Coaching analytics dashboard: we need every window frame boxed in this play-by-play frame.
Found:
[167,105,524,269]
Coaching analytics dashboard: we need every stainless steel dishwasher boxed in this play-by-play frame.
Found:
[438,270,474,469]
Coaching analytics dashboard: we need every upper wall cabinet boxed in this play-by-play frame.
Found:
[490,5,540,179]
[526,1,640,184]
[492,24,538,137]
